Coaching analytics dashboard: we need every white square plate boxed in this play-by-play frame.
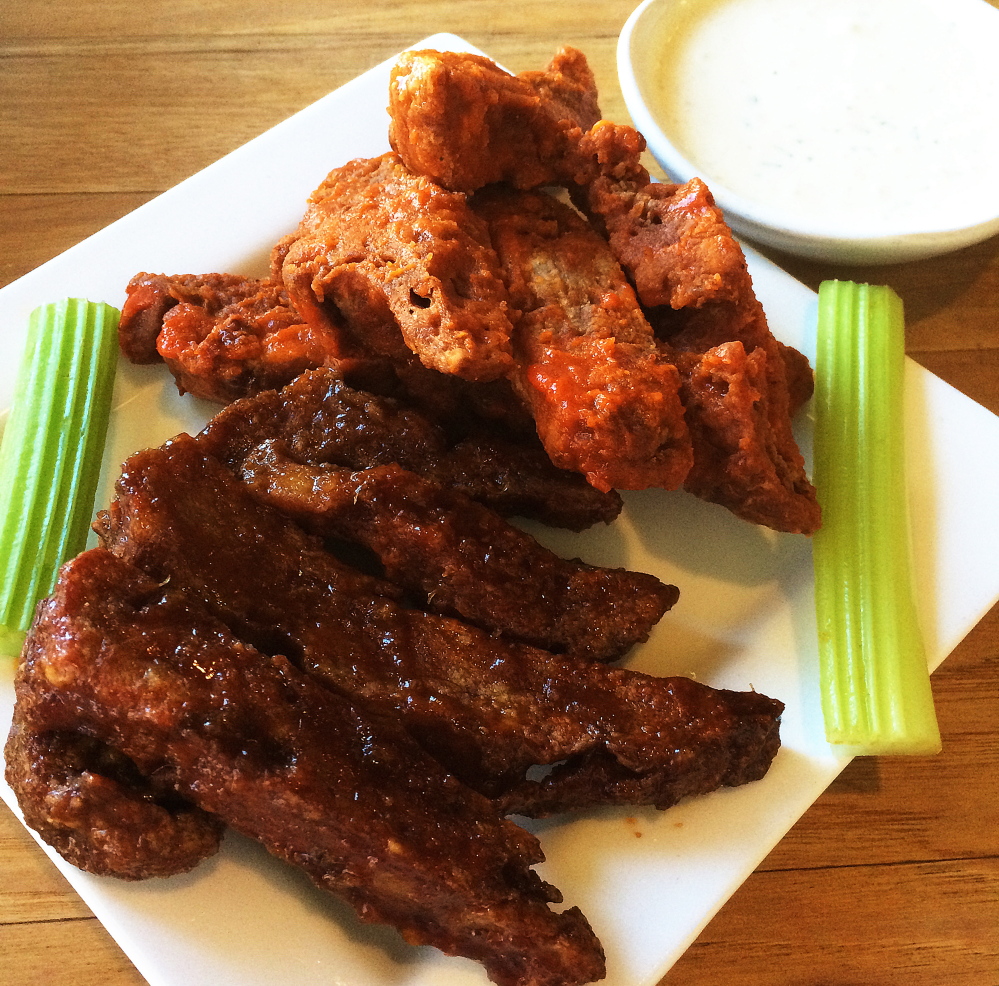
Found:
[3,33,999,986]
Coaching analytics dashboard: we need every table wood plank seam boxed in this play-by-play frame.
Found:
[758,852,999,875]
[4,915,100,928]
[1,31,622,58]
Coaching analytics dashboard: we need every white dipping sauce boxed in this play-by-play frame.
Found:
[651,0,999,235]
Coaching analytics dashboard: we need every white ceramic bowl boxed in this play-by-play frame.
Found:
[618,0,999,265]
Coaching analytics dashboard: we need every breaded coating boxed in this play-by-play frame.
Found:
[95,438,783,816]
[118,272,342,402]
[580,174,819,532]
[517,45,602,129]
[473,186,692,492]
[277,153,515,382]
[672,341,820,535]
[196,367,623,530]
[238,440,678,660]
[4,727,223,880]
[389,47,646,193]
[652,274,821,535]
[579,176,749,310]
[777,339,816,417]
[7,548,605,986]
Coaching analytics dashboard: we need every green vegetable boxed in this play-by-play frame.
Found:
[812,280,941,755]
[0,299,120,653]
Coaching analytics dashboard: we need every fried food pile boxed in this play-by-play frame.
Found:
[6,405,783,986]
[5,46,803,986]
[117,46,819,534]
[7,547,606,986]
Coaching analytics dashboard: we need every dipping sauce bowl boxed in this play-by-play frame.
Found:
[618,0,999,264]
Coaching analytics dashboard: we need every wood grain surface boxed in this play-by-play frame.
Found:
[2,2,997,984]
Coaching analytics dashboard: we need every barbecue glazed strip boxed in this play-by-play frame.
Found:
[5,548,605,986]
[95,438,783,815]
[196,367,622,530]
[238,440,677,660]
[473,186,693,492]
[4,726,224,880]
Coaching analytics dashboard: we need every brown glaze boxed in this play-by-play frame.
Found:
[95,438,782,815]
[237,440,677,660]
[5,548,605,986]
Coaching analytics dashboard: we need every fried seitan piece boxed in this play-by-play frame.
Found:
[472,186,693,492]
[95,438,783,815]
[668,339,819,535]
[117,272,344,403]
[579,176,748,311]
[389,47,646,193]
[238,440,677,660]
[276,153,515,382]
[6,548,605,986]
[119,270,540,441]
[578,175,820,533]
[650,274,820,535]
[4,726,224,880]
[196,367,622,530]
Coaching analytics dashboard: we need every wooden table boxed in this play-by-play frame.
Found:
[2,2,997,984]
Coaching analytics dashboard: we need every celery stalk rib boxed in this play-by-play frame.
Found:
[812,281,940,755]
[0,299,120,649]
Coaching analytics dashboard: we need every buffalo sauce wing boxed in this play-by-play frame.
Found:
[579,173,820,533]
[276,153,516,382]
[388,47,645,194]
[472,185,693,492]
[118,272,343,402]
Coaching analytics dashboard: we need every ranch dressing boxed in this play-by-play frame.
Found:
[650,0,999,235]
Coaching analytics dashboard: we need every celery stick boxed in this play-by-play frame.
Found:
[812,280,940,754]
[0,625,26,657]
[0,299,120,649]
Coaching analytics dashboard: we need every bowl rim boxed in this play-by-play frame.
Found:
[616,0,999,257]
